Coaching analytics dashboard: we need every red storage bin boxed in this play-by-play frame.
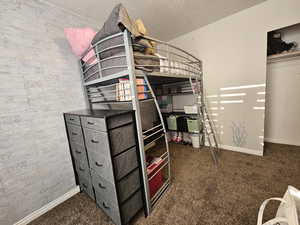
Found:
[147,158,164,198]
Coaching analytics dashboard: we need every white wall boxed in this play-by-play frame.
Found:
[0,1,98,224]
[170,0,300,155]
[265,57,300,146]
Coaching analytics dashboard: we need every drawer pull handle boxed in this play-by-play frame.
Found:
[95,162,103,167]
[102,202,110,210]
[70,118,74,121]
[82,183,88,188]
[91,139,99,144]
[98,183,106,189]
[72,132,77,136]
[87,121,94,125]
[75,150,81,154]
[79,167,85,171]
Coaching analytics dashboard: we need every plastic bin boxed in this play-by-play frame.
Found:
[167,115,177,130]
[184,105,198,114]
[191,134,200,148]
[187,118,201,133]
[158,96,172,113]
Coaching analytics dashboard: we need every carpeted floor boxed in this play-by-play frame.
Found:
[30,142,300,225]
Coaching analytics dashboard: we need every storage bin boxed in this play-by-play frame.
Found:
[167,115,177,130]
[147,158,164,198]
[187,118,201,133]
[191,134,200,148]
[158,96,172,113]
[184,105,198,114]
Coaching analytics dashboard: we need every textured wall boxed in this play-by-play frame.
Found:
[0,1,98,224]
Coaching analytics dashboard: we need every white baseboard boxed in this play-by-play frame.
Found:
[264,137,300,147]
[14,186,80,225]
[220,144,264,156]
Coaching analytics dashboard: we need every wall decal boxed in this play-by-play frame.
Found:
[231,121,247,147]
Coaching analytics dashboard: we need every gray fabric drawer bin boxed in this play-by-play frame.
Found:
[107,112,133,130]
[121,190,143,224]
[69,142,88,165]
[83,129,110,157]
[81,116,107,131]
[117,169,141,203]
[95,189,122,225]
[65,114,80,125]
[64,109,141,225]
[88,150,114,183]
[74,157,90,179]
[109,123,136,156]
[66,123,85,147]
[113,147,138,180]
[78,173,94,200]
[91,170,119,208]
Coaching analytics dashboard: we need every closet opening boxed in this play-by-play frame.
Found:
[264,22,300,152]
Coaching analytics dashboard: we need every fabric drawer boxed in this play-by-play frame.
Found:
[117,169,141,203]
[121,190,143,224]
[66,124,84,146]
[78,173,94,200]
[95,190,122,225]
[81,117,106,131]
[109,123,136,156]
[70,142,88,164]
[91,171,118,209]
[74,158,90,179]
[113,147,138,180]
[107,113,133,130]
[65,114,80,125]
[88,151,114,183]
[83,129,110,157]
[83,129,114,182]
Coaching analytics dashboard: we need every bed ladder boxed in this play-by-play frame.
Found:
[142,73,171,204]
[124,30,170,215]
[189,77,219,164]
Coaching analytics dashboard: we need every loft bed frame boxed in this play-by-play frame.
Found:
[79,29,217,216]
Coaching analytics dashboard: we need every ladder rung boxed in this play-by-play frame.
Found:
[144,134,165,149]
[143,124,163,135]
[143,128,164,140]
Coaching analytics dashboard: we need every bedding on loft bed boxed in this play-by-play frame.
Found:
[80,3,195,83]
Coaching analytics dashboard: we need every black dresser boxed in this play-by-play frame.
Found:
[64,109,144,225]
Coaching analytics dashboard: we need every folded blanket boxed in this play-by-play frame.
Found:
[91,4,140,46]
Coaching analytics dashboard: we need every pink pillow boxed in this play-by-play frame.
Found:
[64,27,97,63]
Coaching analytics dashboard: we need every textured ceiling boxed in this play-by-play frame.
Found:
[47,0,266,40]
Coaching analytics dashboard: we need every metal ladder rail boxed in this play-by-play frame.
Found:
[196,77,219,150]
[189,77,218,164]
[189,77,205,149]
[123,30,152,215]
[142,73,171,187]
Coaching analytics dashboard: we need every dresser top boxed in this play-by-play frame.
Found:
[64,109,133,118]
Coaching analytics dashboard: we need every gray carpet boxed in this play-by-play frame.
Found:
[29,142,300,225]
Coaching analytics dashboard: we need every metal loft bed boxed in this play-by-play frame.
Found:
[79,30,219,216]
